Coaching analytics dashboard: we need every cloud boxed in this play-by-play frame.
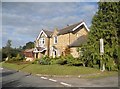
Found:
[2,2,98,48]
[2,0,99,2]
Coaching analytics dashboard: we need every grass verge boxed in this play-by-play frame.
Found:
[2,62,118,78]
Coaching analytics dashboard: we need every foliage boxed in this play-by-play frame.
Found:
[56,59,67,65]
[80,2,120,71]
[31,58,40,64]
[3,40,12,59]
[64,47,71,56]
[39,55,51,65]
[6,53,26,63]
[65,54,83,66]
[49,57,59,65]
[0,49,2,62]
[23,41,34,50]
[54,55,83,66]
[2,40,25,61]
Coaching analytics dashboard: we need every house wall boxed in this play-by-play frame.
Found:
[70,47,79,58]
[34,25,88,58]
[34,32,50,58]
[69,27,88,45]
[49,26,88,57]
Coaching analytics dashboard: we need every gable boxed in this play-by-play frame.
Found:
[37,29,53,40]
[57,21,89,35]
[37,30,48,40]
[72,22,89,32]
[52,29,59,36]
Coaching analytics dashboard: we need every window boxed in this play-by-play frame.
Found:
[39,38,45,45]
[54,36,58,44]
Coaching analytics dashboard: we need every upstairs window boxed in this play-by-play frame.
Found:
[39,38,45,45]
[54,36,58,44]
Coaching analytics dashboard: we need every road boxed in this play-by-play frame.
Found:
[0,67,119,88]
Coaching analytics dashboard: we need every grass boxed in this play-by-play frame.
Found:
[82,71,118,79]
[1,62,118,78]
[1,62,29,70]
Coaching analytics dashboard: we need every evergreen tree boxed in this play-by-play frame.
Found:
[81,2,120,71]
[5,40,12,58]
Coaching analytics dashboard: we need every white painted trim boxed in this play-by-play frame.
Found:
[53,36,58,44]
[72,22,90,32]
[33,47,47,53]
[39,37,45,47]
[52,47,58,57]
[37,30,48,40]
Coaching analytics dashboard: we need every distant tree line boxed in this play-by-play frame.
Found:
[2,40,34,61]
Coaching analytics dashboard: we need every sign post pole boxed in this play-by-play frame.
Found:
[100,38,105,72]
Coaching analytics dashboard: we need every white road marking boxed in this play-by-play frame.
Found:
[60,82,72,87]
[26,75,30,77]
[49,78,57,82]
[0,68,3,70]
[41,77,47,80]
[17,84,22,87]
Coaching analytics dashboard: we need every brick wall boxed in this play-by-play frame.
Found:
[49,27,88,57]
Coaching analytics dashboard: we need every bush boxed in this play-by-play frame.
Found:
[93,65,99,69]
[31,58,40,64]
[6,53,25,63]
[39,55,51,65]
[56,59,67,65]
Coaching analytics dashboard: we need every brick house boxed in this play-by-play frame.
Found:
[33,21,89,59]
[23,48,34,61]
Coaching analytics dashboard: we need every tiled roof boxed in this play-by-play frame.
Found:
[69,35,87,47]
[57,22,83,35]
[40,21,88,37]
[24,48,34,52]
[43,30,53,37]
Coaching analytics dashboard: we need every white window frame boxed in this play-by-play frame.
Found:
[54,36,58,44]
[54,50,57,56]
[39,37,45,46]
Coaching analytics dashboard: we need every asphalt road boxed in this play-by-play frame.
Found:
[0,67,119,88]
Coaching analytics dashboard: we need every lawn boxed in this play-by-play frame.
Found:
[1,62,118,78]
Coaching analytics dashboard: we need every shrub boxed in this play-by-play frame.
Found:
[32,58,40,64]
[39,55,51,65]
[49,57,58,65]
[6,53,25,63]
[56,59,67,65]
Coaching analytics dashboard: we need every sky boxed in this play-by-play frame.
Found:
[2,2,98,48]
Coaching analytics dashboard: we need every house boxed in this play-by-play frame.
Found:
[23,48,34,61]
[33,21,89,59]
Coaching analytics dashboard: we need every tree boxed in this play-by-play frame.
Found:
[23,41,34,49]
[2,40,23,61]
[80,2,119,71]
[5,40,12,58]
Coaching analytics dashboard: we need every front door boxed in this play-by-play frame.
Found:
[53,50,57,58]
[36,53,38,58]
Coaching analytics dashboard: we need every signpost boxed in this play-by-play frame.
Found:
[100,38,105,72]
[100,38,104,55]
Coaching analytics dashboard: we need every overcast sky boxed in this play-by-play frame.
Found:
[2,2,98,48]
